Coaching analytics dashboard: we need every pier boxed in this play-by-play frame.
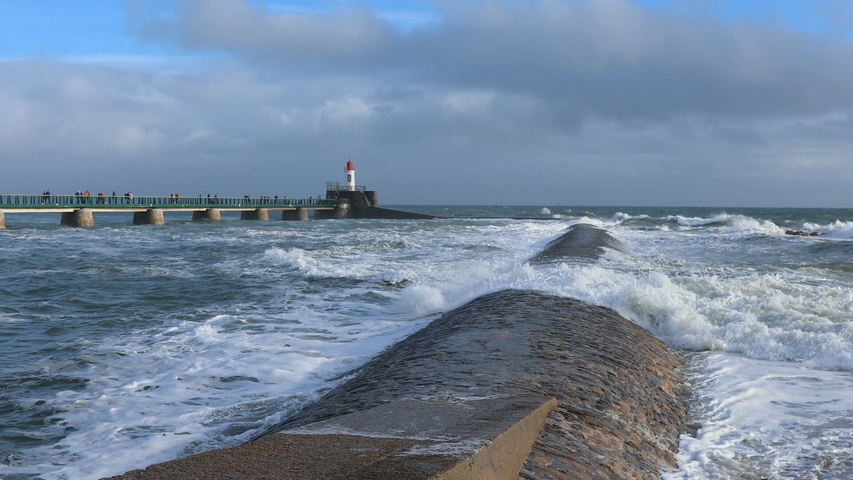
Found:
[0,161,437,229]
[0,194,336,228]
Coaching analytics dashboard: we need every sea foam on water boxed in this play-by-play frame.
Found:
[2,207,853,479]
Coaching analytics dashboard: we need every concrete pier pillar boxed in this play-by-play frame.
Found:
[133,209,165,225]
[61,209,95,227]
[282,208,310,221]
[333,199,352,219]
[192,209,222,221]
[0,211,5,229]
[241,208,269,221]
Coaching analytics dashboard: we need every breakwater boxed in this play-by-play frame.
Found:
[274,290,686,478]
[109,224,687,480]
[531,222,631,263]
[110,290,685,479]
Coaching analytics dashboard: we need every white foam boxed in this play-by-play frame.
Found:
[724,216,784,235]
[397,284,447,314]
[666,352,853,479]
[568,215,608,227]
[263,246,319,272]
[498,224,853,372]
[611,212,650,222]
[666,213,730,227]
[804,220,853,240]
[5,209,853,480]
[8,304,438,479]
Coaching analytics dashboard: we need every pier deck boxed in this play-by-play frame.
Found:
[0,194,335,227]
[0,194,335,211]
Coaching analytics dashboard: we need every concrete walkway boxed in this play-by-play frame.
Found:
[109,396,556,480]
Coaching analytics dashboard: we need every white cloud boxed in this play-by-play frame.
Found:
[117,125,165,153]
[441,91,495,114]
[3,1,853,206]
[318,97,372,123]
[130,85,177,106]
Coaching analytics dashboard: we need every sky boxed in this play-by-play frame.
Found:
[2,0,853,207]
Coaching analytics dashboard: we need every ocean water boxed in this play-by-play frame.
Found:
[1,206,852,479]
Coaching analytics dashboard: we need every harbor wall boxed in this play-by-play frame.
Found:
[531,223,631,263]
[110,225,687,480]
[266,289,687,479]
[318,189,437,220]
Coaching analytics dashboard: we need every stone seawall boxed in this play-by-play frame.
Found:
[352,206,438,219]
[110,289,686,479]
[267,289,687,479]
[110,223,687,480]
[312,203,438,220]
[531,223,631,263]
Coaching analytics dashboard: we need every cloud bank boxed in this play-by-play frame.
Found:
[2,0,853,206]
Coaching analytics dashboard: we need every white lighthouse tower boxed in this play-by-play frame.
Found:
[345,158,356,191]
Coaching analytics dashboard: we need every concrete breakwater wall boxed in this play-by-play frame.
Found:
[110,225,687,479]
[266,290,686,479]
[316,189,438,220]
[531,223,631,263]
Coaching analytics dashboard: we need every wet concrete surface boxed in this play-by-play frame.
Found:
[109,396,557,480]
[265,289,687,479]
[530,223,630,263]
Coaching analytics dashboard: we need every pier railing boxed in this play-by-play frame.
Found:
[327,182,366,192]
[0,194,336,209]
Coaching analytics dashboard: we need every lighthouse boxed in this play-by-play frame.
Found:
[345,158,356,191]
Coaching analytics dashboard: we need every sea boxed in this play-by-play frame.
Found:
[1,205,853,480]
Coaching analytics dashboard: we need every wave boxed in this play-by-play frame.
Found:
[664,213,730,227]
[803,220,853,240]
[724,216,784,235]
[611,212,650,223]
[533,257,853,372]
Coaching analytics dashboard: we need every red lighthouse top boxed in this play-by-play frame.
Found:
[346,159,354,171]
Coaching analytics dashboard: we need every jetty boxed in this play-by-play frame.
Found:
[0,160,435,228]
[108,225,688,480]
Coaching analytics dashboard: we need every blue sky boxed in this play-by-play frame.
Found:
[2,1,849,59]
[0,3,142,57]
[2,0,853,206]
[0,1,436,58]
